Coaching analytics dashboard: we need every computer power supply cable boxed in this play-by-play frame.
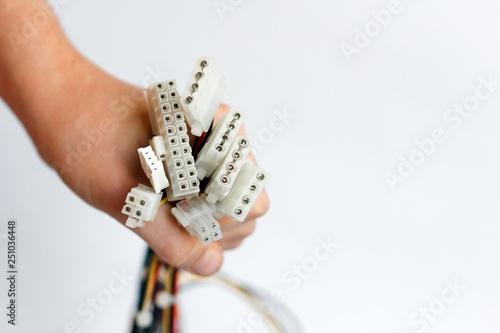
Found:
[121,56,270,245]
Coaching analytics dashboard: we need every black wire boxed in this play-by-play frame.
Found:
[205,119,214,140]
[132,119,215,333]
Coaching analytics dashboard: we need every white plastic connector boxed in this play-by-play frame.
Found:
[215,161,270,221]
[149,136,167,162]
[145,80,180,137]
[155,291,175,309]
[138,146,169,193]
[145,80,200,201]
[181,56,227,136]
[121,184,162,228]
[205,136,252,204]
[195,107,245,179]
[171,195,222,245]
[135,310,153,329]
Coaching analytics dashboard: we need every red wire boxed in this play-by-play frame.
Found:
[171,268,179,333]
[193,132,206,158]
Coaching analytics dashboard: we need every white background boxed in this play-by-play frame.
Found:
[1,0,500,332]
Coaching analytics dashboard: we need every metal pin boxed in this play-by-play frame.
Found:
[220,175,229,184]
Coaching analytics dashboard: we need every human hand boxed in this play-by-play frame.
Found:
[1,37,268,276]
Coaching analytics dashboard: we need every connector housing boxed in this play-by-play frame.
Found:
[122,184,162,228]
[181,56,227,136]
[145,80,200,201]
[215,161,270,221]
[196,107,245,179]
[205,136,252,204]
[138,145,169,193]
[171,195,222,245]
[149,135,167,162]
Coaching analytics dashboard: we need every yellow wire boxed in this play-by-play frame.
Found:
[162,265,175,333]
[142,253,158,311]
[160,196,169,207]
[165,265,174,292]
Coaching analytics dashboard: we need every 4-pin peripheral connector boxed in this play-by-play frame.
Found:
[205,135,252,204]
[196,107,245,179]
[122,184,162,228]
[181,56,227,136]
[215,161,270,222]
[171,195,222,245]
[145,80,200,201]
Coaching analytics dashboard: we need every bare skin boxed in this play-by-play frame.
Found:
[0,0,269,276]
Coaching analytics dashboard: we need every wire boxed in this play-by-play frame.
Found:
[171,268,179,333]
[178,272,305,333]
[131,115,295,332]
[205,119,214,139]
[141,253,159,311]
[192,119,213,158]
[159,196,169,207]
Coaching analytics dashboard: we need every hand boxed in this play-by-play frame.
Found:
[0,6,269,275]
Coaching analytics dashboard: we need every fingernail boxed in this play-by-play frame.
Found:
[191,247,223,276]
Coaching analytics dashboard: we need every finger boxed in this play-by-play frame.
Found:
[130,204,224,276]
[219,239,244,250]
[246,188,270,220]
[220,219,257,242]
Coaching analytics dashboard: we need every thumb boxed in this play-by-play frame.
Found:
[128,203,224,276]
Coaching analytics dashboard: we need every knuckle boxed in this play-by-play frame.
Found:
[223,220,256,241]
[158,239,199,267]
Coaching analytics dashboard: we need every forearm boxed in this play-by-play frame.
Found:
[0,1,72,100]
[0,1,138,165]
[0,1,74,150]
